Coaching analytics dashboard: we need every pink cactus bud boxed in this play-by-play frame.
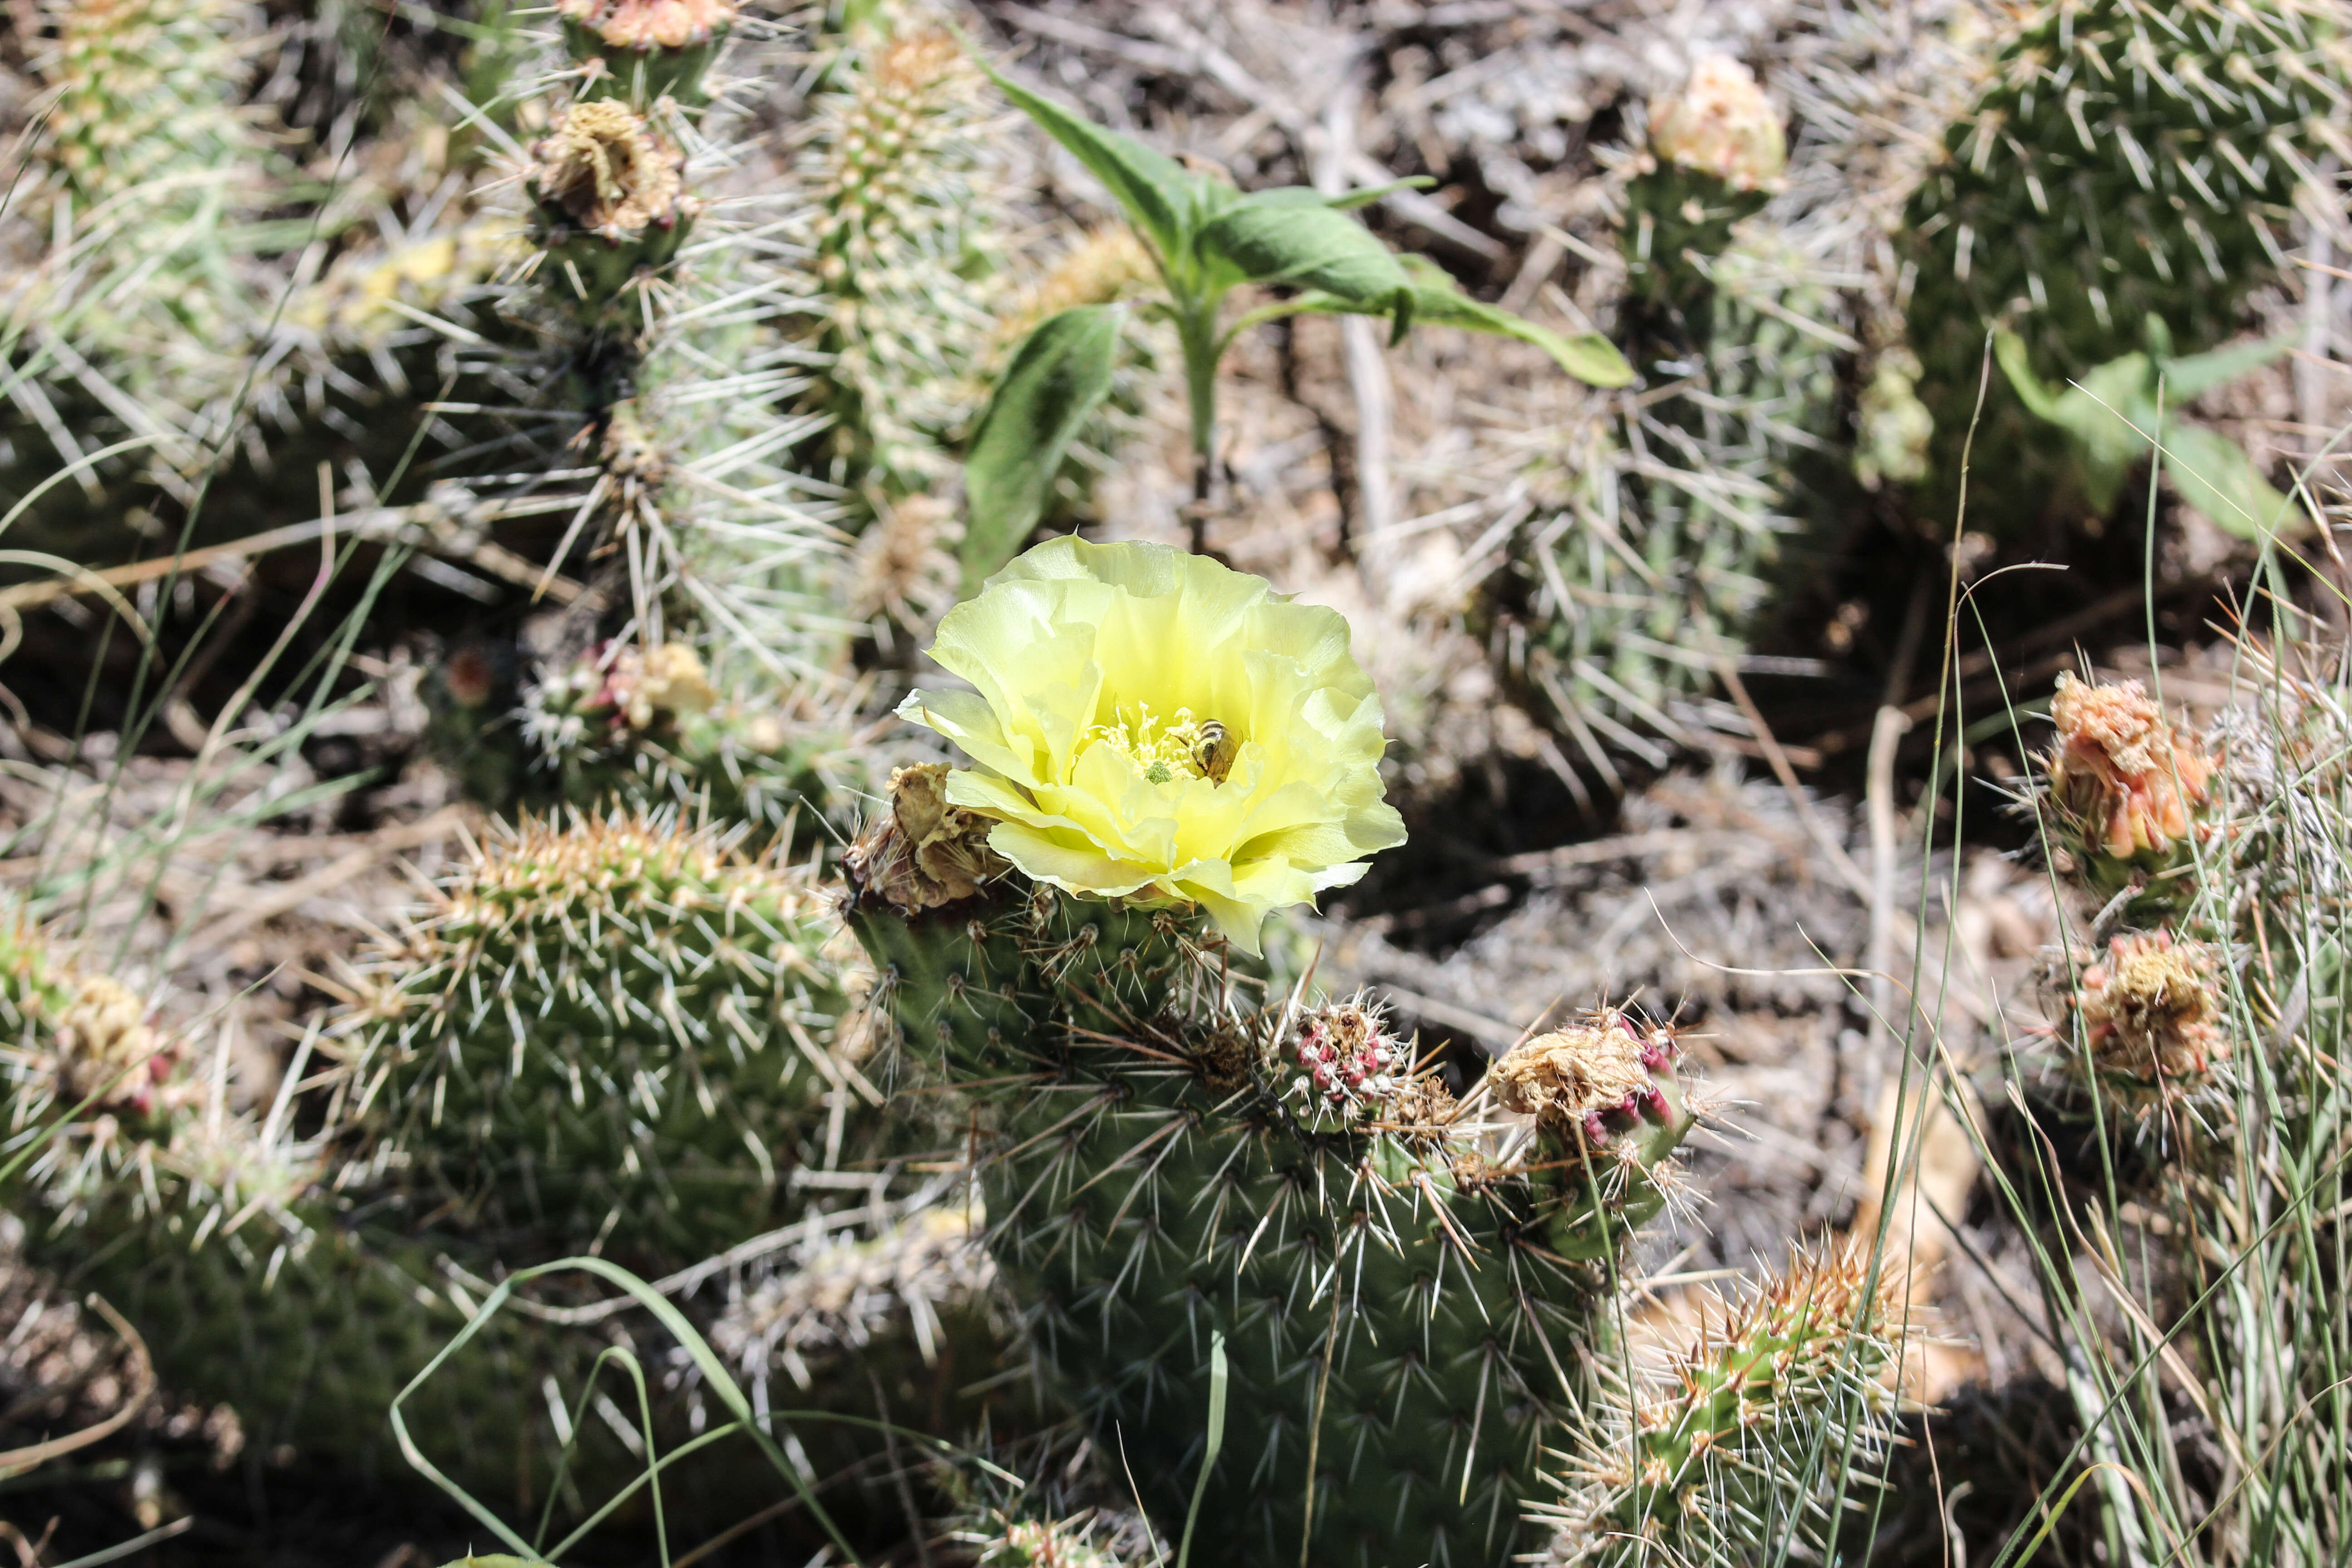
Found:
[1343,1063,1367,1088]
[1312,1063,1334,1090]
[1640,1038,1675,1073]
[1642,1087,1671,1122]
[1297,1044,1318,1068]
[1583,1111,1612,1147]
[1317,1043,1338,1065]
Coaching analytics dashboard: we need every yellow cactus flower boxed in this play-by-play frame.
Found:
[895,537,1405,954]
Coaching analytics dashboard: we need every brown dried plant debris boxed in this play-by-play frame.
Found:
[532,100,688,239]
[844,762,1009,914]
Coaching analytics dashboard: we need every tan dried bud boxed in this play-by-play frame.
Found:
[2069,929,2228,1088]
[845,764,1008,913]
[532,100,686,240]
[1491,1009,1681,1143]
[557,0,733,48]
[1648,55,1787,191]
[633,643,715,724]
[2047,672,2214,861]
[54,975,180,1118]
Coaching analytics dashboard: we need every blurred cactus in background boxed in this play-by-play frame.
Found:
[1900,0,2352,530]
[1512,54,1849,780]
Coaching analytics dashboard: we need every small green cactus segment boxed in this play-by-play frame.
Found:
[972,1515,1145,1568]
[842,770,1699,1566]
[1521,56,1842,770]
[1546,1242,1904,1564]
[2036,672,2216,916]
[794,15,998,513]
[557,0,734,106]
[1901,0,2352,527]
[29,0,262,206]
[513,640,852,839]
[346,811,864,1266]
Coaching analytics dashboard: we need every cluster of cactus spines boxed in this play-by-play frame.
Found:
[511,638,849,837]
[795,13,997,513]
[711,1206,990,1390]
[26,0,262,206]
[970,1513,1149,1568]
[1489,1011,1698,1259]
[1545,1240,1906,1564]
[843,765,1703,1565]
[341,809,862,1265]
[2039,671,2216,913]
[1516,54,1846,771]
[1901,0,2352,526]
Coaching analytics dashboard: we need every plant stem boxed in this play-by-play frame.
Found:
[1179,303,1220,554]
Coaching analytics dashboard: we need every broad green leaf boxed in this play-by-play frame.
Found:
[960,306,1121,595]
[974,61,1197,265]
[2159,424,2304,539]
[1324,176,1437,210]
[1992,330,2066,421]
[2159,334,2294,402]
[1196,195,1414,316]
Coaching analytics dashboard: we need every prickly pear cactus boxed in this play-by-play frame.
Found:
[1540,1241,1906,1564]
[1901,0,2352,526]
[513,639,856,839]
[842,539,1702,1565]
[342,810,865,1265]
[1516,56,1847,772]
[793,14,998,513]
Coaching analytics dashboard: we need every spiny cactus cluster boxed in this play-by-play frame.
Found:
[1542,1240,1907,1564]
[1902,0,2352,527]
[792,15,997,513]
[339,810,862,1264]
[845,767,1701,1562]
[1513,55,1847,770]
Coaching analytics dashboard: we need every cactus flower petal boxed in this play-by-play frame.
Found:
[897,537,1405,953]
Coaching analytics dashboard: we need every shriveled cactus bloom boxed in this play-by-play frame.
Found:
[894,537,1405,954]
[2066,930,2230,1094]
[1648,54,1787,191]
[2047,672,2214,861]
[531,100,686,240]
[557,0,731,49]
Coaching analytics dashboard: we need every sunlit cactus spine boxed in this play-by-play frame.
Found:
[1518,55,1844,771]
[340,809,865,1266]
[1900,0,2352,528]
[1543,1240,1906,1565]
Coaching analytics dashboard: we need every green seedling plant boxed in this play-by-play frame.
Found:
[956,52,1632,571]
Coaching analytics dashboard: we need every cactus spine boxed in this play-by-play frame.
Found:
[1544,1241,1906,1564]
[844,765,1699,1565]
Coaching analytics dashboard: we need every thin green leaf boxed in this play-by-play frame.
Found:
[1323,176,1437,210]
[972,59,1196,264]
[1175,1331,1228,1568]
[1274,256,1632,387]
[2158,334,2295,402]
[961,305,1121,596]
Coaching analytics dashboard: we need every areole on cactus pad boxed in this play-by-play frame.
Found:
[844,540,1700,1564]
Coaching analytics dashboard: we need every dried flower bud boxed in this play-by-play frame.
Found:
[2047,672,2214,862]
[1491,1010,1681,1142]
[2065,929,2229,1093]
[532,100,686,241]
[844,764,1008,913]
[54,975,182,1121]
[557,0,732,49]
[1648,55,1787,191]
